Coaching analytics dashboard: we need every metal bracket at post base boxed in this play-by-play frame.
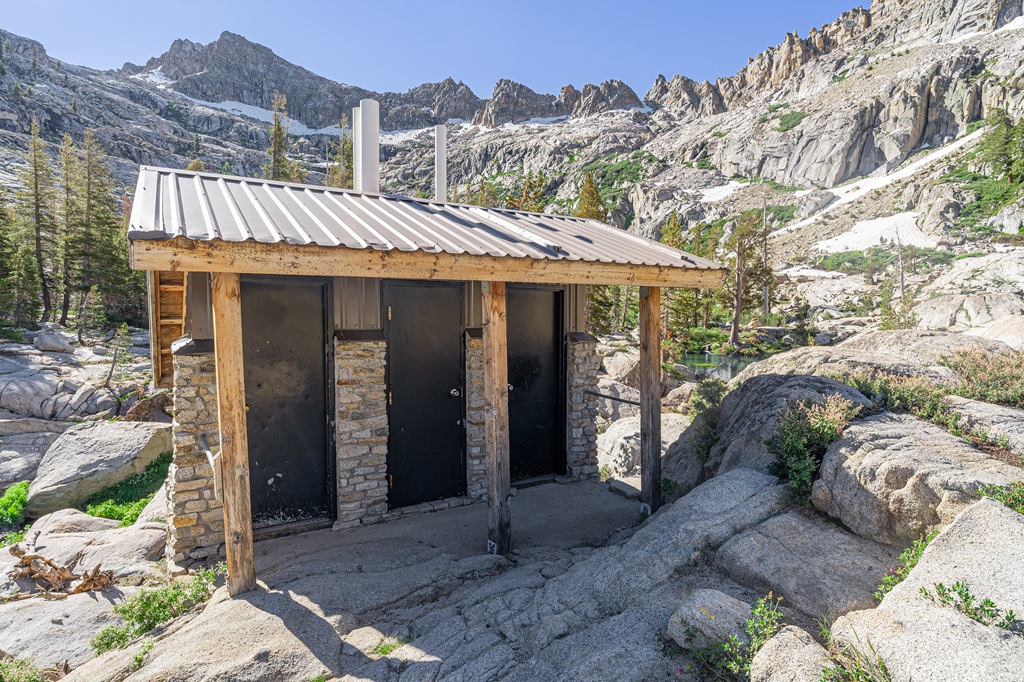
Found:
[640,502,652,517]
[198,433,224,503]
[487,539,498,555]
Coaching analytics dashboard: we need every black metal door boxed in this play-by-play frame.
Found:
[508,286,564,482]
[384,282,465,507]
[241,277,333,529]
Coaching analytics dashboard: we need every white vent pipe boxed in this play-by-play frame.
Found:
[434,124,447,202]
[352,105,362,192]
[355,99,380,194]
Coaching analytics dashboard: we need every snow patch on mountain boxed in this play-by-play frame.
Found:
[815,212,935,253]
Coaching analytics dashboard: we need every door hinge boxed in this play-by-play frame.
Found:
[387,305,392,320]
[388,390,393,406]
[388,474,393,489]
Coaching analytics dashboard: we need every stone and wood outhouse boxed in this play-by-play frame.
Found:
[129,156,724,595]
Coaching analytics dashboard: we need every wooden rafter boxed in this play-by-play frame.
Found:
[131,237,727,289]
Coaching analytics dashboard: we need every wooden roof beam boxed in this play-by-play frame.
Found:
[131,237,727,290]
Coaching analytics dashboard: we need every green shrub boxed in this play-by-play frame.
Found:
[598,465,613,483]
[680,593,783,681]
[980,482,1024,514]
[689,378,728,418]
[767,396,862,501]
[696,157,715,170]
[91,564,224,654]
[920,581,1017,630]
[875,532,937,599]
[939,349,1024,409]
[0,482,29,537]
[83,453,171,526]
[0,657,47,682]
[776,112,809,132]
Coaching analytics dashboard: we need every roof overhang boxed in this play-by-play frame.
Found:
[131,236,727,288]
[127,167,727,289]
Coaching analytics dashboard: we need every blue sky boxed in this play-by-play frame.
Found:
[5,1,860,97]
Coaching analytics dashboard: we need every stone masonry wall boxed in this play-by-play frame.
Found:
[566,333,600,480]
[168,354,224,567]
[465,335,487,499]
[333,339,389,530]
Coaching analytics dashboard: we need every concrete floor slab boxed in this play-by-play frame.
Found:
[255,480,643,585]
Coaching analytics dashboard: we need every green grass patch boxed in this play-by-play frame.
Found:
[776,111,809,132]
[583,151,665,204]
[766,204,797,226]
[966,120,986,135]
[82,453,171,526]
[0,657,48,682]
[91,564,224,654]
[943,166,1022,233]
[373,636,410,657]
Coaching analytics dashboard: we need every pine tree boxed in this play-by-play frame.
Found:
[262,93,306,184]
[326,113,354,189]
[14,120,59,322]
[57,133,84,325]
[192,132,201,158]
[1011,116,1024,186]
[575,172,607,221]
[724,210,775,346]
[575,172,615,334]
[508,171,548,212]
[980,108,1015,183]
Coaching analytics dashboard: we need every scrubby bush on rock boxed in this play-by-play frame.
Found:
[767,395,862,502]
[90,564,224,654]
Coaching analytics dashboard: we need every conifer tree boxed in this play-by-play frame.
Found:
[192,132,201,158]
[575,172,617,334]
[723,210,775,346]
[57,133,83,325]
[262,93,306,184]
[326,113,354,189]
[575,172,607,221]
[14,120,59,322]
[980,108,1015,183]
[508,171,548,212]
[1012,117,1024,185]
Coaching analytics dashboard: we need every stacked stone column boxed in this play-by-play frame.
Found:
[333,339,390,529]
[566,333,600,480]
[167,354,224,567]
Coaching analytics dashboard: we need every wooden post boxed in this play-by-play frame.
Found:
[482,281,511,555]
[211,272,257,596]
[639,286,662,516]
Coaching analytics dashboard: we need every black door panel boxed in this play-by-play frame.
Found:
[385,282,464,507]
[507,287,564,481]
[241,277,333,529]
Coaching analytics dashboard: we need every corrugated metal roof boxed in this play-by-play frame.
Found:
[128,167,724,271]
